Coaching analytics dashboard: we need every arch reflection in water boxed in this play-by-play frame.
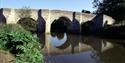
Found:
[51,33,67,47]
[51,32,80,51]
[43,33,92,55]
[41,33,125,63]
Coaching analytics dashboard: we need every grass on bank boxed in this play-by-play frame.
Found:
[0,24,43,63]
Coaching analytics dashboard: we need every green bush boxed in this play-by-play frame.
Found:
[0,24,43,63]
[18,18,37,33]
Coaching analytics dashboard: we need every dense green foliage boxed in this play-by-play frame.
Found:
[18,18,37,33]
[0,24,43,63]
[93,0,125,21]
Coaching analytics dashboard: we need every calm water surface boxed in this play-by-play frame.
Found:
[38,33,125,63]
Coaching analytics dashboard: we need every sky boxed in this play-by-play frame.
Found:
[0,0,96,12]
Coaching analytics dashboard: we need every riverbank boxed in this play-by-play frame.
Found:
[0,24,43,63]
[94,25,125,39]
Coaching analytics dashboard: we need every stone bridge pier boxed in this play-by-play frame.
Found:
[0,8,115,33]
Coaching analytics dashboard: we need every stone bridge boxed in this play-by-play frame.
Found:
[0,8,115,33]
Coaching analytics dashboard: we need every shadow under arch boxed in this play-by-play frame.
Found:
[0,8,6,24]
[81,14,104,35]
[70,12,80,34]
[81,21,93,35]
[36,9,46,33]
[17,17,37,33]
[51,16,71,33]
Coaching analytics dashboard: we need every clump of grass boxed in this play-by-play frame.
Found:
[0,24,43,63]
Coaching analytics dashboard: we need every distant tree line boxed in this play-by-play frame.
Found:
[81,9,91,13]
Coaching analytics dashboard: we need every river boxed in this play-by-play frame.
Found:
[37,33,125,63]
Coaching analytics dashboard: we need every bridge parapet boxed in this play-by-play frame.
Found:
[0,8,115,33]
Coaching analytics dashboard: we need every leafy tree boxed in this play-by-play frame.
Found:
[93,0,125,22]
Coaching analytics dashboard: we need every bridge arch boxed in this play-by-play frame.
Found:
[51,16,72,33]
[17,17,37,33]
[1,8,115,33]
